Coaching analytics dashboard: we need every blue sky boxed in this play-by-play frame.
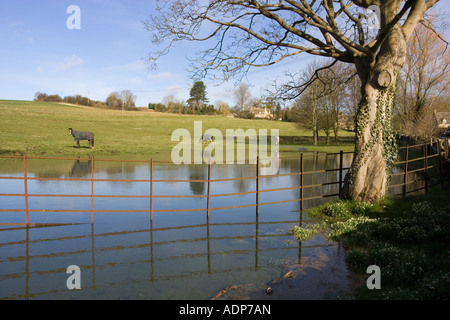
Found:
[1,0,449,107]
[0,0,300,107]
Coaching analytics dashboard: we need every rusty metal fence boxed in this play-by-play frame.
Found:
[0,138,448,227]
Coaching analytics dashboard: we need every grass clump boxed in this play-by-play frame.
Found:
[291,200,380,242]
[291,223,325,241]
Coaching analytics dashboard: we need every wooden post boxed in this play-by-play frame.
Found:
[256,156,259,215]
[91,157,95,225]
[300,153,304,212]
[403,145,409,197]
[150,158,154,223]
[23,154,29,226]
[338,151,343,198]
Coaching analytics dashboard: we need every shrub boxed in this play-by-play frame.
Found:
[291,223,323,241]
[325,200,352,219]
[328,216,378,242]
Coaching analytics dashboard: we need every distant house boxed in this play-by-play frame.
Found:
[250,106,273,119]
[338,112,355,131]
[435,111,450,130]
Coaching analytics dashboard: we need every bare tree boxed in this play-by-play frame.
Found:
[395,18,449,139]
[292,59,348,144]
[121,90,137,110]
[163,94,185,113]
[291,85,320,145]
[233,83,253,111]
[106,91,122,110]
[144,0,441,202]
[291,61,325,145]
[216,100,232,116]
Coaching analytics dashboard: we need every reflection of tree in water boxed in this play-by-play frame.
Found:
[104,162,137,176]
[68,160,141,178]
[233,165,251,194]
[189,169,206,195]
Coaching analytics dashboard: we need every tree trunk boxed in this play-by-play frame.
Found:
[343,24,407,203]
[343,83,398,202]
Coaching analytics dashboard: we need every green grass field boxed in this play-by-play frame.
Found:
[0,100,355,159]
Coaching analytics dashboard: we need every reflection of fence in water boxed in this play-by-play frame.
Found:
[1,217,323,299]
[0,153,351,226]
[0,139,448,299]
[0,138,448,227]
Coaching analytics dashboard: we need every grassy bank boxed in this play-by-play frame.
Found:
[0,100,354,158]
[292,187,450,300]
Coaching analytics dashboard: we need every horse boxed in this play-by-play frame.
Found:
[199,133,213,143]
[69,128,95,148]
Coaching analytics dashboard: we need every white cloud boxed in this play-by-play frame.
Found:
[54,54,84,72]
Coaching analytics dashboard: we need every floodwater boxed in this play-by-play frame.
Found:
[0,152,360,300]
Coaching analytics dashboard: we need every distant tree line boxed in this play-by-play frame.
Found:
[147,80,295,120]
[148,81,219,115]
[34,90,137,110]
[105,90,137,110]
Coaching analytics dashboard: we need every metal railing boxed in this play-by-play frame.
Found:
[0,138,448,227]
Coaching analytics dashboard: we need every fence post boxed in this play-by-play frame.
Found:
[424,143,429,193]
[207,160,211,218]
[91,156,94,225]
[150,158,154,223]
[150,160,155,282]
[446,138,449,160]
[444,138,450,183]
[23,154,29,226]
[338,151,343,198]
[436,140,444,188]
[403,145,409,197]
[256,156,259,215]
[300,153,304,212]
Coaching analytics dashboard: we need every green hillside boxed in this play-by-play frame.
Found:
[0,100,354,159]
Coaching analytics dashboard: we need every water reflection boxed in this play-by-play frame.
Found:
[1,152,423,299]
[0,153,354,225]
[1,211,337,299]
